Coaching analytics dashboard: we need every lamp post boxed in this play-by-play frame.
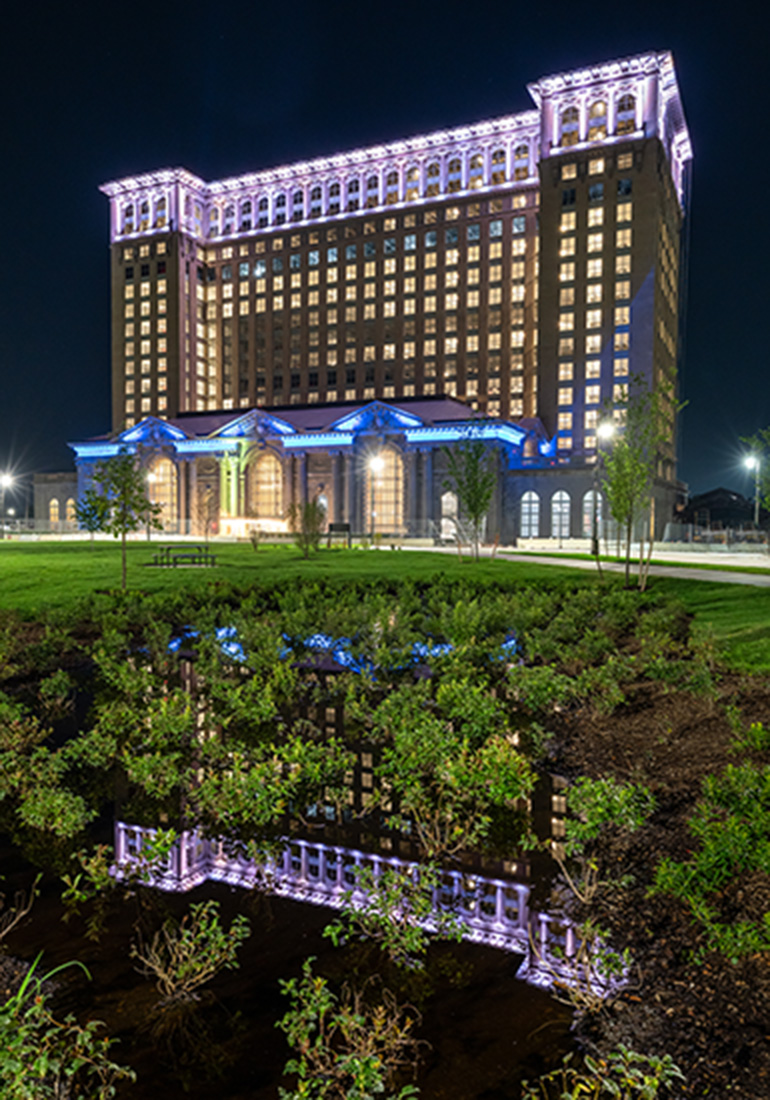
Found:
[745,455,761,528]
[0,474,13,541]
[368,454,384,542]
[591,422,615,558]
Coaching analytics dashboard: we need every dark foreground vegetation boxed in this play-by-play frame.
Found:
[0,556,767,1097]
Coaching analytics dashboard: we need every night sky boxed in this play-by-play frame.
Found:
[1,0,767,504]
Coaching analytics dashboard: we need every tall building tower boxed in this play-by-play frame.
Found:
[100,50,690,480]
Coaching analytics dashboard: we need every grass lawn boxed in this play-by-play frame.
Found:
[2,539,770,670]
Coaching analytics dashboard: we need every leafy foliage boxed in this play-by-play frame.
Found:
[522,1045,685,1099]
[442,435,497,559]
[89,448,162,588]
[277,958,421,1099]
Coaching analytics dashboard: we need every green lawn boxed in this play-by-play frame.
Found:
[2,539,770,671]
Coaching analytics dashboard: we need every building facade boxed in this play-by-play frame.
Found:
[77,50,691,541]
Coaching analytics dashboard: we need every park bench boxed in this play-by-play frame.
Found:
[326,522,351,548]
[150,545,217,568]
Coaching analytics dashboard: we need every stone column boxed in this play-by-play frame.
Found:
[333,453,344,523]
[421,449,434,531]
[345,454,356,529]
[406,451,418,535]
[177,460,187,535]
[187,458,198,537]
[298,453,308,505]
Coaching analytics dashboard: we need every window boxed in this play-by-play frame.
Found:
[514,143,529,180]
[560,287,575,306]
[585,359,601,379]
[587,258,603,278]
[561,163,577,180]
[588,100,607,142]
[617,202,632,223]
[560,212,576,233]
[425,162,441,197]
[559,312,575,331]
[49,499,60,525]
[512,215,526,234]
[615,280,631,300]
[490,219,503,237]
[365,448,404,534]
[586,309,602,329]
[468,152,484,189]
[551,491,570,539]
[520,491,540,537]
[585,334,601,354]
[587,207,603,227]
[560,262,575,282]
[385,169,400,204]
[587,233,603,253]
[148,458,178,531]
[589,182,604,203]
[558,387,573,405]
[557,413,572,431]
[491,147,507,184]
[560,237,576,257]
[586,283,602,303]
[560,107,579,147]
[582,490,603,536]
[617,152,633,170]
[585,384,601,405]
[589,158,605,175]
[562,188,576,207]
[617,178,633,197]
[616,94,636,135]
[615,305,630,325]
[616,228,632,249]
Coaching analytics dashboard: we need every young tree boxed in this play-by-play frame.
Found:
[443,434,497,559]
[90,448,162,588]
[287,498,326,559]
[601,377,678,589]
[74,488,110,545]
[741,427,770,522]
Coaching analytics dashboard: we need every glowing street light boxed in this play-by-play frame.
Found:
[744,454,761,528]
[368,454,385,541]
[0,473,13,541]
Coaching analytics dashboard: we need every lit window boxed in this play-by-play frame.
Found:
[613,383,628,402]
[587,207,603,227]
[588,100,607,142]
[558,387,573,405]
[561,162,577,180]
[616,95,636,135]
[586,359,601,379]
[558,337,574,356]
[560,106,579,147]
[585,410,599,430]
[586,284,602,303]
[559,237,576,257]
[614,332,630,351]
[587,259,603,278]
[615,280,631,299]
[560,212,576,233]
[558,362,574,381]
[491,147,507,184]
[559,262,575,282]
[589,158,605,175]
[586,309,602,329]
[616,254,631,275]
[585,334,601,354]
[587,233,603,253]
[614,357,629,376]
[617,202,632,223]
[586,385,601,405]
[559,312,575,331]
[615,306,630,325]
[560,287,575,306]
[617,152,633,170]
[616,228,632,249]
[558,412,573,431]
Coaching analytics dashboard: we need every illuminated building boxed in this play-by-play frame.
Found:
[75,50,691,541]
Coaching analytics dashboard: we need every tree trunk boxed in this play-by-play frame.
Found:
[121,531,127,590]
[624,517,633,587]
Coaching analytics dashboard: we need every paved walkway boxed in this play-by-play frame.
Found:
[421,545,770,587]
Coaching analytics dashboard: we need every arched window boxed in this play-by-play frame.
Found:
[616,93,636,135]
[425,161,441,197]
[365,449,404,534]
[258,196,269,228]
[273,193,286,224]
[366,174,379,208]
[292,189,304,220]
[223,204,235,234]
[209,207,220,238]
[468,153,484,190]
[310,186,322,217]
[385,170,399,204]
[520,491,540,538]
[491,148,507,185]
[405,165,420,201]
[240,200,252,230]
[588,100,607,142]
[447,157,462,193]
[155,196,167,228]
[346,178,360,212]
[49,499,60,525]
[560,106,579,147]
[582,489,603,537]
[148,458,178,531]
[65,498,76,523]
[514,143,529,181]
[248,452,283,518]
[551,490,570,539]
[139,200,150,231]
[328,181,341,214]
[123,203,134,233]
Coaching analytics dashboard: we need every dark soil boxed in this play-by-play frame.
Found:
[0,835,573,1098]
[551,674,770,1099]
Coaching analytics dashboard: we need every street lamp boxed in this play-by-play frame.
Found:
[744,455,761,528]
[368,454,385,541]
[0,473,13,541]
[591,422,615,559]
